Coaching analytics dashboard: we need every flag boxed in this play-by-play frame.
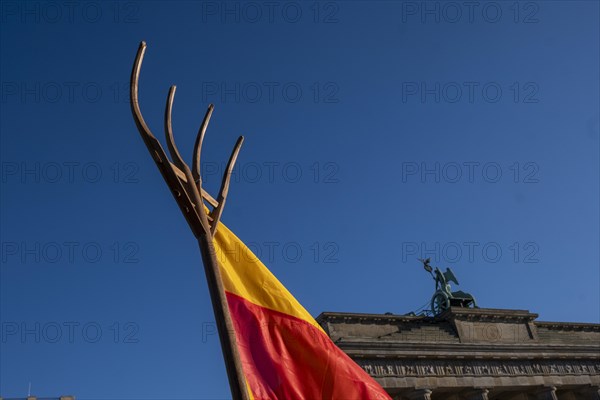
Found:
[213,222,392,400]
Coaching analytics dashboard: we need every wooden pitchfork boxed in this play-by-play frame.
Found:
[129,41,249,400]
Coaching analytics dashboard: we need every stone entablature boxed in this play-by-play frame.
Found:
[317,308,600,400]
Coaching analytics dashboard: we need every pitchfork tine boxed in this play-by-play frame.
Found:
[192,104,215,188]
[130,41,174,168]
[210,136,244,235]
[164,85,187,171]
[131,42,158,141]
[164,85,211,228]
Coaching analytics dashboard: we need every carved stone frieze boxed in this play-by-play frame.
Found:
[356,358,600,378]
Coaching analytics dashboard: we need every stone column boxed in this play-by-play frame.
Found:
[406,389,433,400]
[535,386,558,400]
[464,388,490,400]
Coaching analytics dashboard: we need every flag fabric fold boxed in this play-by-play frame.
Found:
[213,222,391,400]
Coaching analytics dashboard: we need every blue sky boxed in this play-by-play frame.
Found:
[1,1,598,398]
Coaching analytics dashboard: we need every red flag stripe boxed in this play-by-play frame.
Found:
[226,291,391,400]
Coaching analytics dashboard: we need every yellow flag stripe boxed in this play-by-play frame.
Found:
[246,379,254,400]
[213,222,324,333]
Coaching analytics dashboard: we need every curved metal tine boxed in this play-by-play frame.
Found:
[164,85,212,230]
[192,104,215,189]
[210,136,244,235]
[130,42,154,139]
[130,41,170,165]
[164,85,188,172]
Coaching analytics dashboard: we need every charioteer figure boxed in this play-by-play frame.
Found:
[419,258,478,315]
